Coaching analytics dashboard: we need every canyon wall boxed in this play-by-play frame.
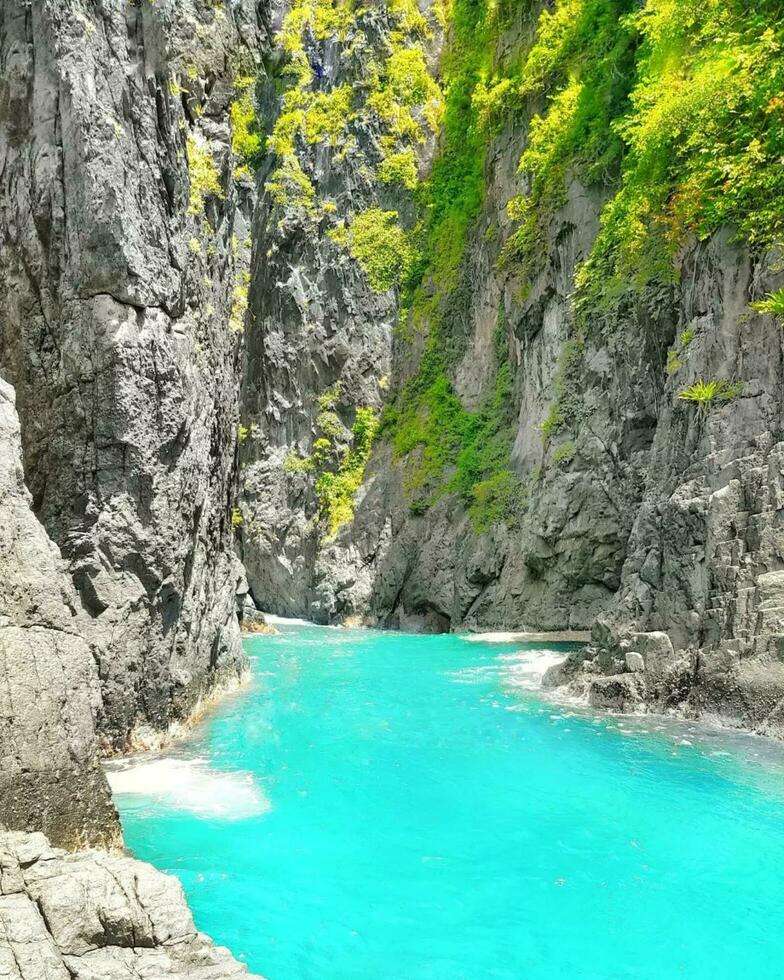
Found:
[240,0,784,731]
[237,0,444,620]
[0,0,264,749]
[0,378,120,850]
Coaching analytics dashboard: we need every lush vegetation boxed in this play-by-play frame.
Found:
[489,0,639,283]
[752,287,784,323]
[230,74,264,179]
[678,378,743,414]
[315,407,380,539]
[377,0,532,531]
[491,0,784,306]
[329,209,413,291]
[285,385,380,539]
[265,0,443,241]
[186,135,224,215]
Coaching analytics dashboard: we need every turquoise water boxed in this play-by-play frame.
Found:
[112,625,784,979]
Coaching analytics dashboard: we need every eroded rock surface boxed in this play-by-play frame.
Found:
[0,379,120,850]
[0,831,261,979]
[0,0,263,749]
[237,0,444,622]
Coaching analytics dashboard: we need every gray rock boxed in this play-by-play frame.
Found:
[0,379,120,850]
[0,831,262,979]
[588,675,644,712]
[0,0,262,750]
[238,2,444,622]
[625,651,644,672]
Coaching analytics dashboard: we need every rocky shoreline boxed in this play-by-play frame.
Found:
[0,831,262,980]
[1,0,784,975]
[542,625,784,740]
[0,375,257,976]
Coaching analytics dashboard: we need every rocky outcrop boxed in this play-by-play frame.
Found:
[0,830,261,979]
[0,0,263,749]
[0,378,120,851]
[537,234,784,734]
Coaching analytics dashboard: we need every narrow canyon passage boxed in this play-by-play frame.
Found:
[112,626,784,980]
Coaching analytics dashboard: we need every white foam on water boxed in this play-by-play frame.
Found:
[264,614,314,626]
[105,757,270,820]
[499,649,566,691]
[447,648,566,695]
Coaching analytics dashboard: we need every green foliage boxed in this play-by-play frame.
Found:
[408,0,489,295]
[469,470,527,533]
[666,350,682,376]
[238,424,250,444]
[230,75,264,173]
[318,383,342,411]
[378,149,419,190]
[284,448,315,473]
[666,325,697,375]
[368,47,442,139]
[541,339,585,446]
[489,0,638,282]
[336,209,413,292]
[678,378,743,413]
[266,0,443,223]
[229,272,250,334]
[316,410,344,438]
[187,136,224,215]
[551,441,577,466]
[282,388,379,539]
[489,0,784,307]
[315,407,380,539]
[577,0,784,307]
[752,287,784,322]
[387,307,525,531]
[231,507,243,528]
[381,0,533,532]
[679,327,696,347]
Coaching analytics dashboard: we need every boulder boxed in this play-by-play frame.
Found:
[588,674,644,711]
[625,651,645,672]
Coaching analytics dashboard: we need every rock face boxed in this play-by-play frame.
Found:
[0,0,263,749]
[237,0,443,621]
[0,831,261,979]
[0,379,120,851]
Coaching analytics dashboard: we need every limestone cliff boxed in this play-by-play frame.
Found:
[0,0,263,749]
[0,379,120,851]
[237,0,444,620]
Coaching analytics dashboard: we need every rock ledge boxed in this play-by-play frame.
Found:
[0,831,263,980]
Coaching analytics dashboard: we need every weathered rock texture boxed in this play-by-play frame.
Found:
[0,831,261,979]
[556,234,784,736]
[0,379,120,851]
[0,0,263,749]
